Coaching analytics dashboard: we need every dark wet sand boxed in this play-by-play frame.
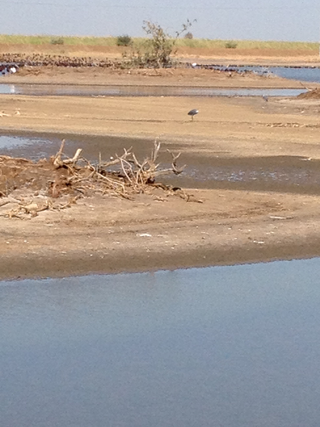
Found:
[2,224,320,281]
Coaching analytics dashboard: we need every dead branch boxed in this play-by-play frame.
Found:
[167,149,186,175]
[53,139,65,168]
[151,140,161,163]
[0,138,194,219]
[53,139,82,168]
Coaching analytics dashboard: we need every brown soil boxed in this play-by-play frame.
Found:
[1,63,320,280]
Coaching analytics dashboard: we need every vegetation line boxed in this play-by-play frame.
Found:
[0,34,318,51]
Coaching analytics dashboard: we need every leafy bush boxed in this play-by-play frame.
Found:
[225,40,237,49]
[116,35,132,46]
[50,37,64,45]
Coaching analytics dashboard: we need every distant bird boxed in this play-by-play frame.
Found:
[188,109,199,121]
[262,95,268,102]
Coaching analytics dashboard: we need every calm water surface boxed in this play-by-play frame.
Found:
[1,258,320,427]
[0,83,306,97]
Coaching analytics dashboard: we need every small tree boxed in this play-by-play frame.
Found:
[123,19,195,68]
[142,20,194,67]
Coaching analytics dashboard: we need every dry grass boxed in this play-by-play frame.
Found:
[0,34,317,52]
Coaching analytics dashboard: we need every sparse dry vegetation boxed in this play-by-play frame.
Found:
[0,34,317,51]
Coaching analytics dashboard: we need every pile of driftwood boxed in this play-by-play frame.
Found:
[0,140,198,219]
[51,139,185,196]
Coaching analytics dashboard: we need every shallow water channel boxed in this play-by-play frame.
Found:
[0,83,306,97]
[3,132,320,196]
[1,258,320,427]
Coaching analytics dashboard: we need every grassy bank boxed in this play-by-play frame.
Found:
[0,34,317,52]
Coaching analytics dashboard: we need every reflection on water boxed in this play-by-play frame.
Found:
[1,258,320,427]
[270,66,320,83]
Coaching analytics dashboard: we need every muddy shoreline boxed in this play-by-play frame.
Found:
[2,188,320,281]
[3,238,320,282]
[2,185,320,281]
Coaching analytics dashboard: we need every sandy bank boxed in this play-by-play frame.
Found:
[1,69,320,279]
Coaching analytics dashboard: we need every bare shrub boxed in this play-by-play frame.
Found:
[123,19,195,68]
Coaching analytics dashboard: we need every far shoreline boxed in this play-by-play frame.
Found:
[1,64,318,90]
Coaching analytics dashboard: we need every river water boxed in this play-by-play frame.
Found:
[0,83,306,97]
[1,258,320,427]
